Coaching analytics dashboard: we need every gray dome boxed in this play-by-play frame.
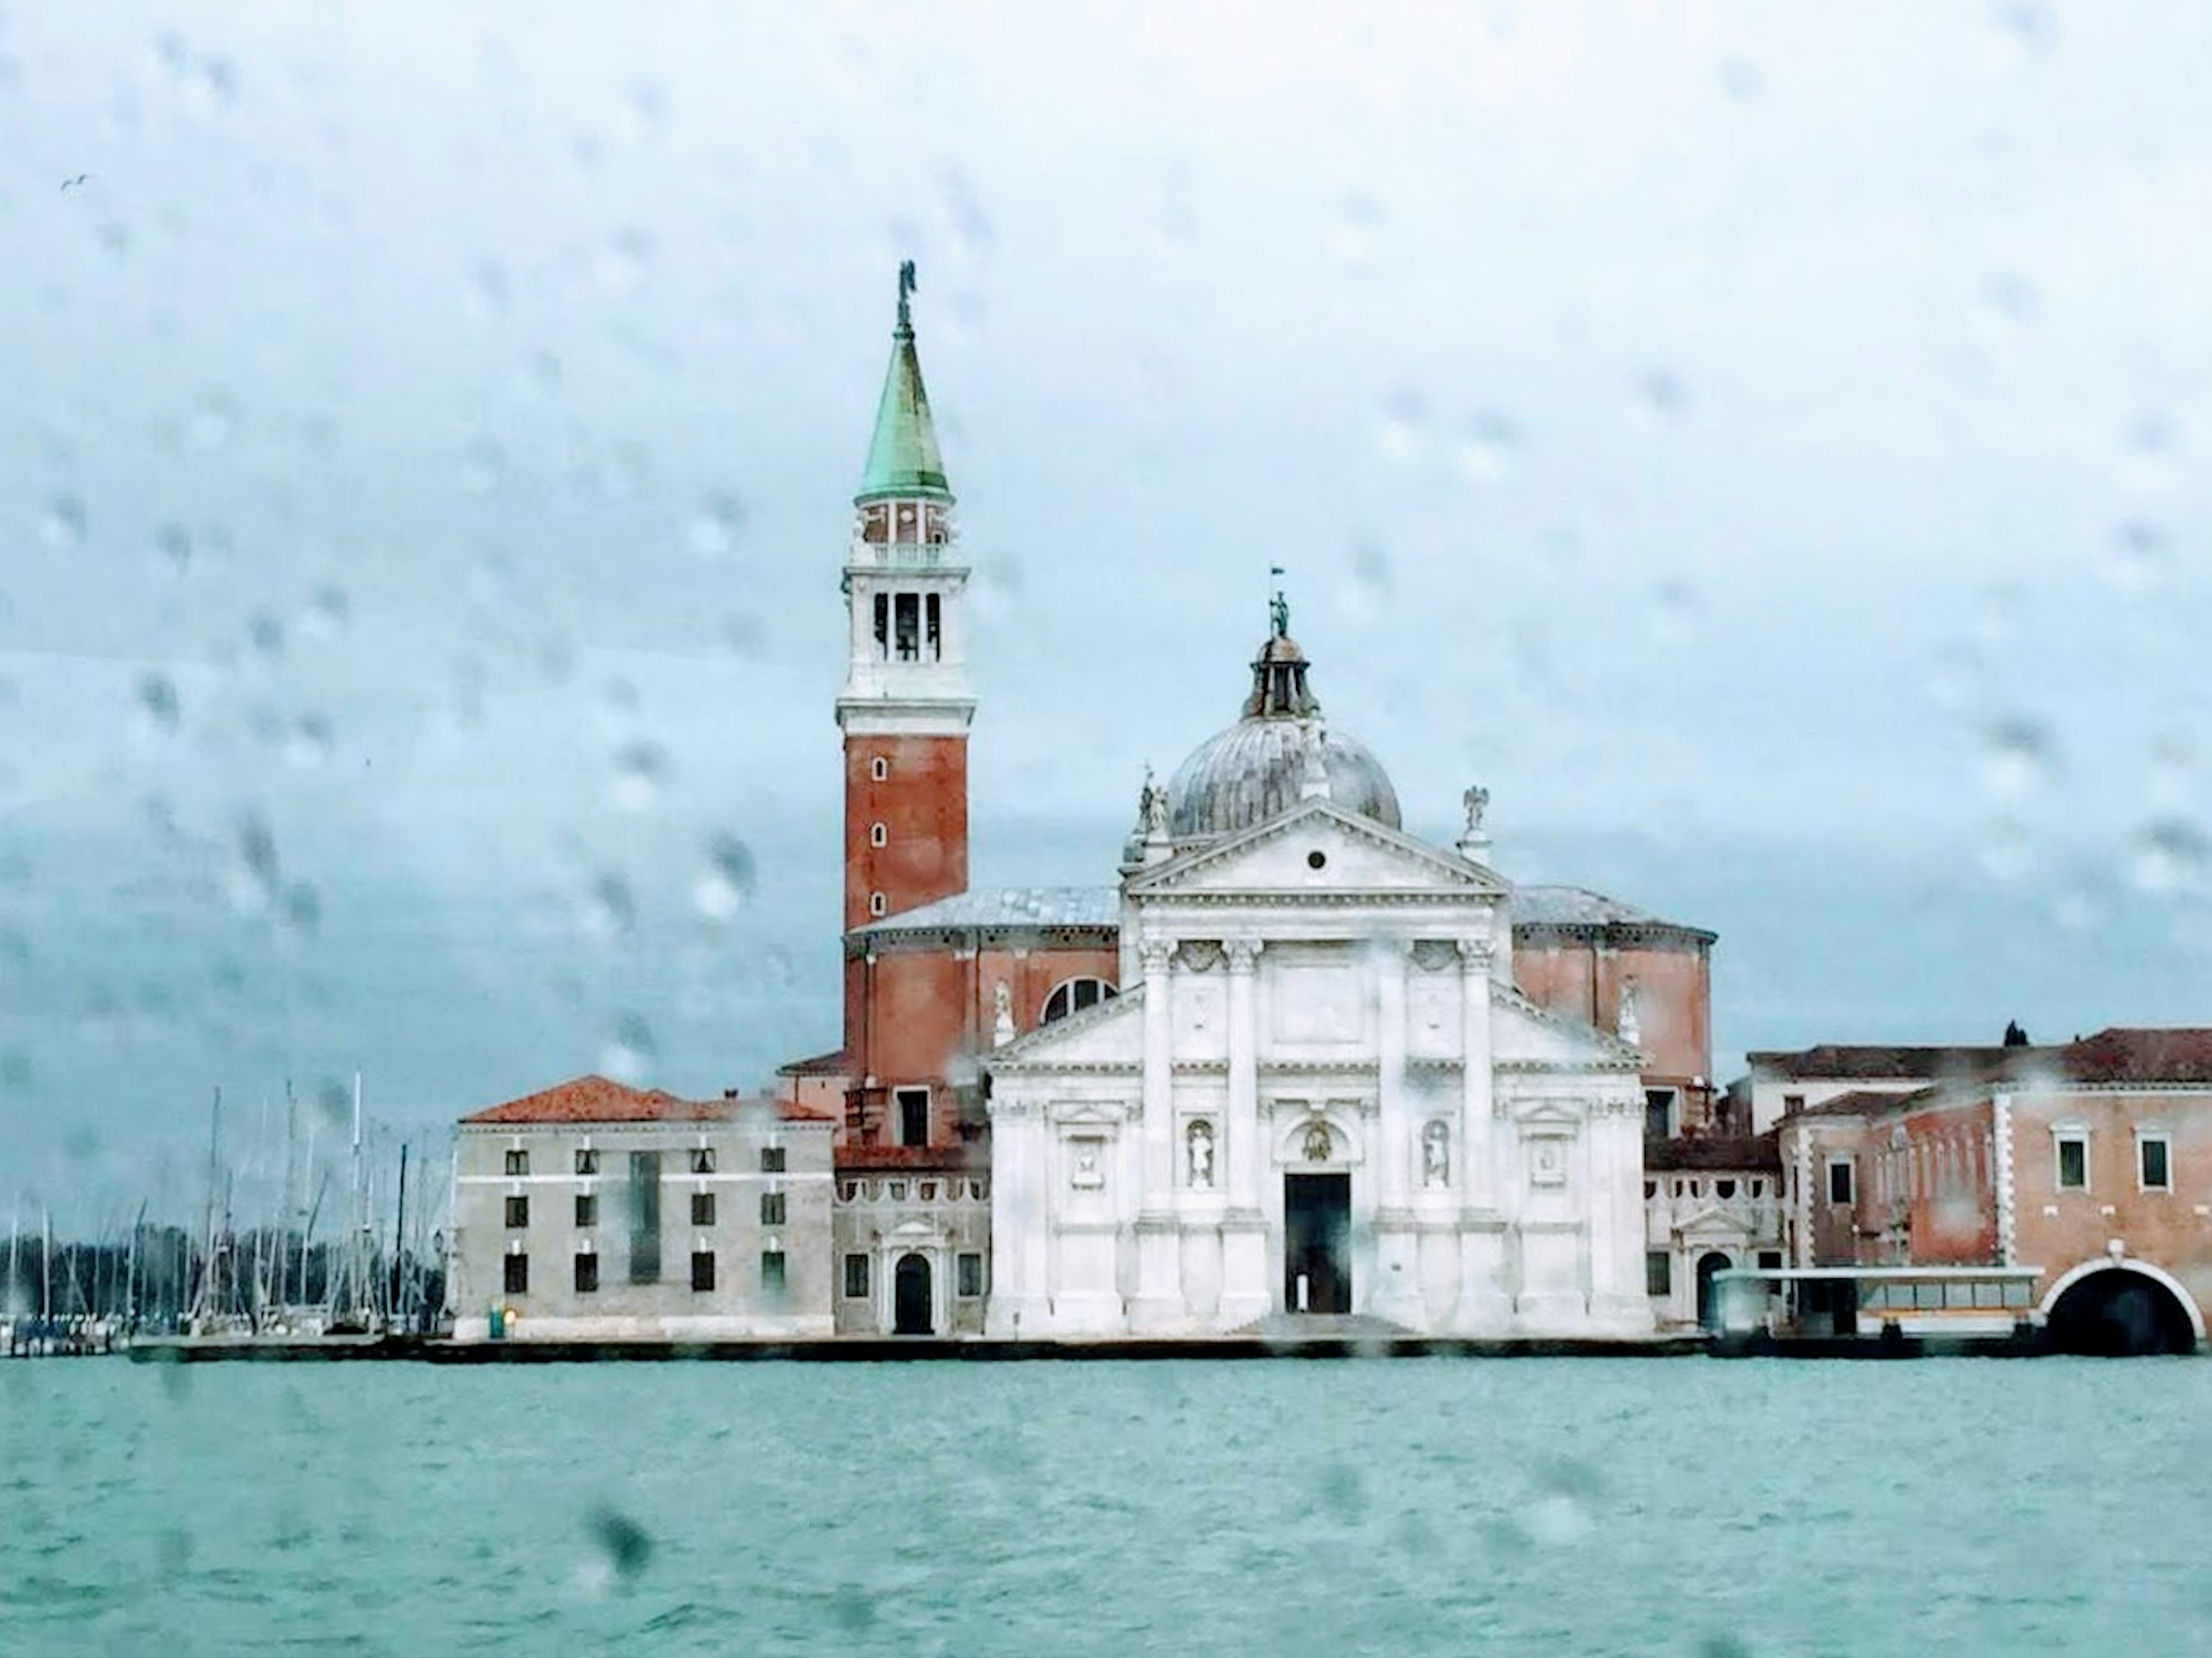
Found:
[1165,718,1402,842]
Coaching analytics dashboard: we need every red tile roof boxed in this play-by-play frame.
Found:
[462,1076,835,1126]
[1788,1087,1938,1121]
[2031,1028,2212,1087]
[777,1048,850,1077]
[1645,1132,1782,1171]
[1748,1045,2014,1082]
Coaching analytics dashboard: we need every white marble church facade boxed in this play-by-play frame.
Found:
[984,630,1654,1340]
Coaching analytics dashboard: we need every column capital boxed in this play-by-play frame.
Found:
[1139,937,1176,972]
[1224,938,1263,974]
[1456,936,1494,969]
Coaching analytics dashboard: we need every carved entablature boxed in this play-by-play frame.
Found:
[1176,940,1225,974]
[1411,939,1460,973]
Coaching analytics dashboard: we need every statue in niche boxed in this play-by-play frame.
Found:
[1301,1121,1334,1164]
[993,980,1016,1048]
[1070,1137,1103,1190]
[1463,784,1490,835]
[1185,1119,1215,1189]
[1617,978,1642,1048]
[1421,1120,1450,1188]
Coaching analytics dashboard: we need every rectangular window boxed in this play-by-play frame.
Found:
[760,1191,786,1227]
[503,1148,529,1176]
[1827,1157,1855,1206]
[925,593,941,661]
[502,1253,528,1294]
[2140,1135,2172,1192]
[893,592,920,660]
[872,593,888,658]
[760,1250,787,1293]
[1757,1251,1783,1271]
[1643,1089,1675,1140]
[691,1191,717,1227]
[957,1252,984,1297]
[897,1087,930,1148]
[574,1193,597,1228]
[1646,1251,1672,1297]
[2056,1133,2088,1191]
[689,1146,716,1175]
[760,1146,786,1174]
[504,1195,529,1229]
[628,1151,662,1283]
[843,1254,870,1299]
[1782,1093,1805,1116]
[690,1251,716,1293]
[573,1252,599,1294]
[575,1148,599,1176]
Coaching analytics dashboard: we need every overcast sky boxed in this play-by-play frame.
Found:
[2,2,2207,1224]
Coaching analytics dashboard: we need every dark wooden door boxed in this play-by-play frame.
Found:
[893,1252,933,1335]
[1283,1174,1352,1315]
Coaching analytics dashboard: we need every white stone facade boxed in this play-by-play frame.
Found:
[984,800,1653,1339]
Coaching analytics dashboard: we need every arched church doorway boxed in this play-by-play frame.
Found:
[1695,1252,1733,1330]
[2044,1265,2198,1356]
[893,1252,934,1335]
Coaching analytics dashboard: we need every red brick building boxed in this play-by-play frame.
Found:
[1773,1029,2212,1352]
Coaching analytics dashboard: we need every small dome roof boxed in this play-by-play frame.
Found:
[1162,625,1402,843]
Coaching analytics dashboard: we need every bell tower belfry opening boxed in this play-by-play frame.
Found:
[836,262,975,949]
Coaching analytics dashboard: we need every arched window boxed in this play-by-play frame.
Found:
[1041,976,1116,1025]
[869,822,887,847]
[868,891,887,918]
[870,756,889,782]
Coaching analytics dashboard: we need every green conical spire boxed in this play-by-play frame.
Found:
[856,260,951,504]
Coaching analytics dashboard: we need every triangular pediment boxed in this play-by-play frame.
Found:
[1126,801,1506,900]
[1673,1206,1750,1238]
[987,983,1143,1070]
[1491,981,1643,1070]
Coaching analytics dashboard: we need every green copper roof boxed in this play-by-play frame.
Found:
[856,267,951,503]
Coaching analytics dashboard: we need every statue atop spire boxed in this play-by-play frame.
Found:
[858,259,950,502]
[896,259,917,335]
[1269,565,1290,639]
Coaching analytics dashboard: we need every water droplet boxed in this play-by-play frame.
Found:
[136,673,181,736]
[40,494,85,547]
[581,872,636,940]
[609,742,666,812]
[941,170,994,258]
[688,493,745,561]
[1978,821,2033,884]
[469,260,510,316]
[1330,194,1382,267]
[153,523,193,574]
[695,835,756,921]
[1649,580,1701,644]
[460,438,505,495]
[1523,1492,1592,1547]
[1978,270,2039,331]
[2119,412,2177,491]
[281,881,321,936]
[723,614,766,658]
[285,714,332,769]
[247,611,285,661]
[519,350,563,398]
[1980,718,2051,800]
[228,812,281,914]
[1453,411,1520,483]
[1373,389,1429,465]
[2132,818,2208,896]
[2107,519,2171,597]
[1636,369,1688,422]
[188,393,234,451]
[600,1015,656,1083]
[1718,57,1763,103]
[302,584,351,640]
[594,226,655,296]
[0,1049,29,1092]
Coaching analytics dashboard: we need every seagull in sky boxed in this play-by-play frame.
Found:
[60,173,93,191]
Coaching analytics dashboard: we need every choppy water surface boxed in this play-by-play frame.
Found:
[5,1356,2211,1656]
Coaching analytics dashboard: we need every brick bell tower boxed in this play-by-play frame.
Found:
[837,263,974,1062]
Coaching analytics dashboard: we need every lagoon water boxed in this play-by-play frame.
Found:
[5,1357,2211,1656]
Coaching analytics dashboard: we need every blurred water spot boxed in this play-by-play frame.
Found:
[1637,369,1688,422]
[601,1014,656,1083]
[723,613,766,657]
[1977,270,2039,331]
[1979,718,2051,800]
[1374,389,1429,465]
[2119,412,2177,490]
[1718,57,1763,103]
[595,227,656,296]
[941,169,994,257]
[609,742,666,812]
[469,259,510,316]
[1978,820,2032,884]
[188,393,234,451]
[2132,819,2207,896]
[1316,1459,1368,1522]
[39,494,85,547]
[695,835,757,921]
[285,714,333,769]
[460,438,506,495]
[247,611,285,661]
[1649,579,1700,644]
[0,1049,29,1092]
[581,872,637,940]
[135,672,181,737]
[585,1503,653,1587]
[689,493,745,561]
[1698,1637,1753,1658]
[829,1585,878,1631]
[2107,519,2171,597]
[519,349,563,398]
[154,1526,193,1581]
[228,812,281,914]
[282,881,321,936]
[302,584,351,639]
[1454,411,1520,483]
[1330,194,1382,266]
